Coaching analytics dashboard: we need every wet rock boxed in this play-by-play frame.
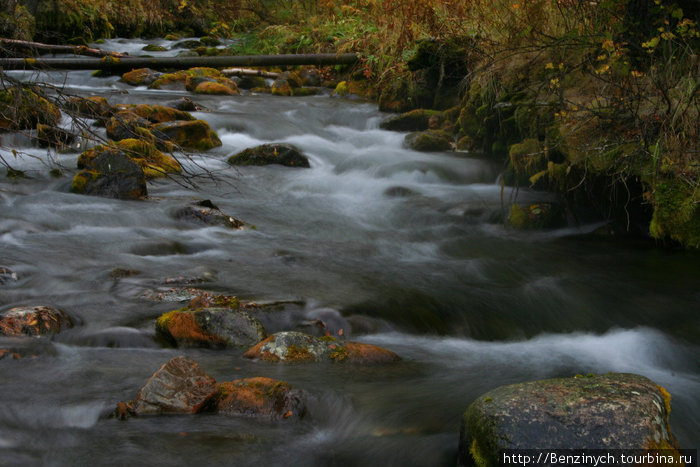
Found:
[458,373,680,466]
[185,75,240,95]
[380,109,443,132]
[36,124,77,149]
[227,143,310,168]
[156,307,266,348]
[71,147,147,200]
[0,87,61,130]
[105,111,152,141]
[173,39,204,50]
[164,97,201,112]
[508,203,566,230]
[152,119,222,151]
[0,305,73,337]
[120,68,163,86]
[173,201,246,229]
[80,139,180,179]
[271,78,293,96]
[142,44,167,52]
[300,67,322,87]
[129,104,195,124]
[216,377,306,420]
[0,267,19,285]
[149,67,222,90]
[243,331,400,364]
[236,75,267,90]
[131,356,218,415]
[65,96,113,121]
[403,130,453,152]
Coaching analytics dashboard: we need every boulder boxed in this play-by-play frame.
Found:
[227,143,310,168]
[173,200,246,229]
[129,104,195,124]
[185,75,240,95]
[300,67,322,87]
[0,87,61,130]
[236,75,267,90]
[131,356,218,415]
[380,109,443,132]
[0,305,73,337]
[271,78,293,96]
[216,377,306,420]
[403,130,453,152]
[156,307,266,348]
[105,111,152,142]
[459,373,680,466]
[152,120,222,151]
[243,331,401,364]
[36,124,77,149]
[71,148,147,200]
[78,140,180,179]
[149,67,222,90]
[163,97,201,112]
[120,68,163,86]
[65,96,113,121]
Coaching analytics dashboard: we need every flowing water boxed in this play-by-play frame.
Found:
[1,40,699,466]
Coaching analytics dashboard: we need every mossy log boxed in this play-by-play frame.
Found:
[0,38,127,58]
[0,53,359,72]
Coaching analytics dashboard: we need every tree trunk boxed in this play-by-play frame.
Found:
[0,38,128,58]
[0,53,359,72]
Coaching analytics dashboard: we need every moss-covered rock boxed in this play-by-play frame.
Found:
[271,78,293,96]
[236,75,267,90]
[65,96,113,121]
[403,130,452,152]
[129,104,195,124]
[459,373,680,466]
[152,119,222,151]
[36,124,77,149]
[105,111,152,142]
[71,146,147,199]
[649,178,700,248]
[156,307,266,348]
[149,67,222,90]
[78,140,180,179]
[216,377,306,420]
[0,88,61,131]
[191,79,240,96]
[121,68,163,87]
[243,331,401,364]
[227,143,310,168]
[380,109,443,132]
[142,44,167,52]
[0,305,73,337]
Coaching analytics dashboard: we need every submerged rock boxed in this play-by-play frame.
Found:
[131,356,218,415]
[156,307,266,348]
[216,377,306,420]
[459,373,680,466]
[0,305,73,337]
[173,201,246,229]
[227,143,310,168]
[0,267,19,285]
[243,331,400,364]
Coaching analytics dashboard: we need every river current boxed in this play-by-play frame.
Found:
[1,39,698,466]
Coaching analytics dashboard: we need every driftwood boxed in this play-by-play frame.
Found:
[222,68,280,78]
[0,38,128,58]
[0,53,359,72]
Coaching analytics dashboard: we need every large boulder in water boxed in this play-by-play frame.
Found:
[216,377,306,420]
[78,140,181,179]
[156,307,266,348]
[227,143,310,168]
[458,373,680,466]
[71,147,147,200]
[131,356,218,415]
[380,108,443,132]
[403,130,453,152]
[0,305,73,337]
[243,331,400,364]
[152,119,222,151]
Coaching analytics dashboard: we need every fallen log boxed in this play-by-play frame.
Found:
[222,68,280,78]
[0,38,127,58]
[0,53,359,73]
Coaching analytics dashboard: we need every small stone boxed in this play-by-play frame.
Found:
[0,267,19,285]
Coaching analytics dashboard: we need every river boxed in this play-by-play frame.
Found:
[1,39,698,466]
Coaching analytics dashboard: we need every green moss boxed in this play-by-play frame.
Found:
[334,81,348,97]
[329,346,349,362]
[469,438,491,467]
[285,344,314,362]
[649,178,700,248]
